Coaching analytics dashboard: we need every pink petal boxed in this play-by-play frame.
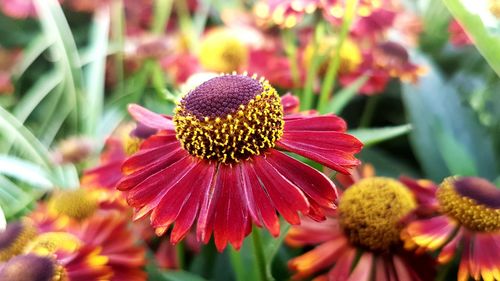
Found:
[347,253,373,281]
[252,156,310,225]
[392,255,412,281]
[280,93,299,115]
[265,149,338,209]
[329,247,357,281]
[128,104,175,131]
[284,115,347,132]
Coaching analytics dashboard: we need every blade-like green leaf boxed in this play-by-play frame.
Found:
[0,206,5,230]
[322,74,368,114]
[0,106,53,168]
[349,124,412,147]
[434,122,478,176]
[442,0,500,77]
[403,55,498,181]
[83,7,110,136]
[13,34,52,78]
[13,69,63,122]
[0,155,53,189]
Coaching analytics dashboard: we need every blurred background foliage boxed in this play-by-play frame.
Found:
[0,0,499,280]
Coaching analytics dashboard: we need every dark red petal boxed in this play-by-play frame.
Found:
[284,115,347,132]
[265,149,337,209]
[211,164,249,251]
[252,156,310,225]
[276,131,362,175]
[241,161,280,236]
[118,147,186,191]
[128,104,175,131]
[169,162,213,243]
[197,166,219,244]
[122,141,181,174]
[150,161,215,243]
[125,155,196,211]
[139,134,178,150]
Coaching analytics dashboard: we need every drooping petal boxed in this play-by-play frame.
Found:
[276,130,362,174]
[347,253,373,281]
[286,217,342,247]
[241,161,280,236]
[328,247,357,281]
[149,161,216,243]
[288,239,348,280]
[265,149,338,209]
[284,115,347,132]
[280,93,299,114]
[128,104,175,132]
[402,215,456,251]
[118,146,186,191]
[252,156,310,225]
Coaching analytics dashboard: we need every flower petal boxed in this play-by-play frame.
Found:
[265,149,338,209]
[288,239,348,280]
[241,161,280,236]
[276,131,362,174]
[347,253,373,281]
[128,104,175,131]
[284,115,347,132]
[252,156,310,225]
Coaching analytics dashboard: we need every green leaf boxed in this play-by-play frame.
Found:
[322,74,368,114]
[434,123,478,176]
[13,34,52,78]
[0,206,5,230]
[13,70,63,122]
[442,0,500,77]
[349,124,412,147]
[0,155,53,189]
[147,265,207,281]
[263,222,290,281]
[83,7,110,136]
[0,106,53,168]
[403,55,498,181]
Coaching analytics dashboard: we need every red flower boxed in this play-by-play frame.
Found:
[401,177,500,281]
[118,74,362,251]
[287,177,436,281]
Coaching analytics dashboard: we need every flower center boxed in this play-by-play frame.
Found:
[24,232,82,256]
[338,177,416,252]
[48,189,98,221]
[437,177,500,232]
[174,74,284,163]
[0,221,37,261]
[198,28,248,73]
[0,254,67,281]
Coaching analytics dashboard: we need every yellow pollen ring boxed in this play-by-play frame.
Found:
[338,177,417,252]
[0,221,37,261]
[437,177,500,232]
[48,189,99,221]
[174,78,284,164]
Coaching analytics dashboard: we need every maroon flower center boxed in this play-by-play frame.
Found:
[0,254,58,281]
[0,221,37,262]
[181,75,263,120]
[174,74,284,163]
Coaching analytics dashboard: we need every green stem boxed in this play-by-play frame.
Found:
[110,0,124,97]
[252,227,269,281]
[151,0,173,34]
[301,21,325,111]
[282,29,300,88]
[359,95,378,128]
[229,247,247,281]
[175,241,185,269]
[317,0,358,113]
